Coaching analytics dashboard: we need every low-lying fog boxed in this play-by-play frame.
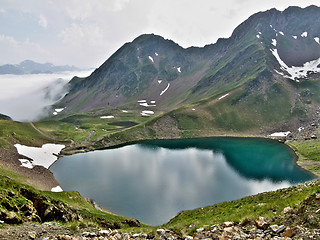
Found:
[0,71,92,122]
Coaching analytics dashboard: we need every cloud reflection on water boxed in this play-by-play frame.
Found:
[51,144,297,226]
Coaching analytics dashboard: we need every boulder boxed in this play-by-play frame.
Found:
[282,227,296,238]
[5,211,21,224]
[122,218,141,227]
[156,229,166,235]
[223,221,234,227]
[28,231,36,240]
[255,217,270,230]
[282,206,293,214]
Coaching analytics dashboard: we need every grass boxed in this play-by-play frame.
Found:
[288,140,320,162]
[0,165,143,229]
[0,120,55,147]
[163,180,320,235]
[287,140,320,176]
[34,109,150,145]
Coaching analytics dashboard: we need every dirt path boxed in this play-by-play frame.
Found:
[29,122,56,141]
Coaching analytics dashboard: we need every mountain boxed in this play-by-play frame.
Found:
[57,5,320,137]
[0,113,12,121]
[0,60,79,74]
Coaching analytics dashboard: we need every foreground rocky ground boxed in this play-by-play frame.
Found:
[1,191,320,240]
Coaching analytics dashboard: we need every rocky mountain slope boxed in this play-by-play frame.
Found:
[51,5,320,158]
[58,6,320,125]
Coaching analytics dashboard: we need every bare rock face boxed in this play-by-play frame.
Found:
[152,115,180,139]
[0,186,83,224]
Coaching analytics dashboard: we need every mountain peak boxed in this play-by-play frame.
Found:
[59,5,320,114]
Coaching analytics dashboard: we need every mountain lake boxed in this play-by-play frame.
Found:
[50,137,315,226]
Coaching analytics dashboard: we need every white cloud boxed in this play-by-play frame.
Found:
[38,14,48,28]
[113,0,131,12]
[0,8,6,14]
[0,0,319,68]
[0,34,50,65]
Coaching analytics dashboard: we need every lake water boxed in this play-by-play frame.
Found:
[50,137,315,226]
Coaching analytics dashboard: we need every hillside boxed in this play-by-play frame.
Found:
[54,6,320,142]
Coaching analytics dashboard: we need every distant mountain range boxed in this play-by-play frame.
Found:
[0,60,79,74]
[57,5,320,136]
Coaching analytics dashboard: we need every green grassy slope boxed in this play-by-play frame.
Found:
[0,165,142,228]
[163,180,320,235]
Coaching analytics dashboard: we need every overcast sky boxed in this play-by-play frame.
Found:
[0,0,319,68]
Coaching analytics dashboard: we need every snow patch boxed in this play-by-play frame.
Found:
[218,93,229,100]
[314,37,320,45]
[148,56,154,63]
[256,35,260,39]
[301,32,308,37]
[271,39,277,47]
[274,69,284,76]
[258,32,262,35]
[139,102,156,107]
[142,110,154,115]
[160,83,170,96]
[155,52,159,56]
[141,110,154,117]
[158,80,162,84]
[271,48,320,81]
[122,110,129,113]
[150,100,156,104]
[55,108,64,113]
[269,131,291,137]
[100,116,114,119]
[177,67,181,73]
[279,31,284,36]
[298,127,304,132]
[19,159,33,169]
[14,144,65,169]
[53,107,64,116]
[51,186,63,192]
[192,108,196,111]
[292,35,297,39]
[137,100,147,103]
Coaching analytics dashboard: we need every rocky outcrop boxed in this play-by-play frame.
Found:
[0,186,82,224]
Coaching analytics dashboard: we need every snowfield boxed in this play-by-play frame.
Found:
[51,186,63,192]
[141,110,155,117]
[100,116,115,119]
[271,48,320,81]
[15,143,65,169]
[269,131,291,137]
[160,83,170,96]
[219,93,229,100]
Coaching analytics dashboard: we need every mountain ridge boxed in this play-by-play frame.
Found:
[0,60,80,75]
[58,5,320,116]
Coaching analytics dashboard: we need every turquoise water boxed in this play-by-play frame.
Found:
[50,137,315,226]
